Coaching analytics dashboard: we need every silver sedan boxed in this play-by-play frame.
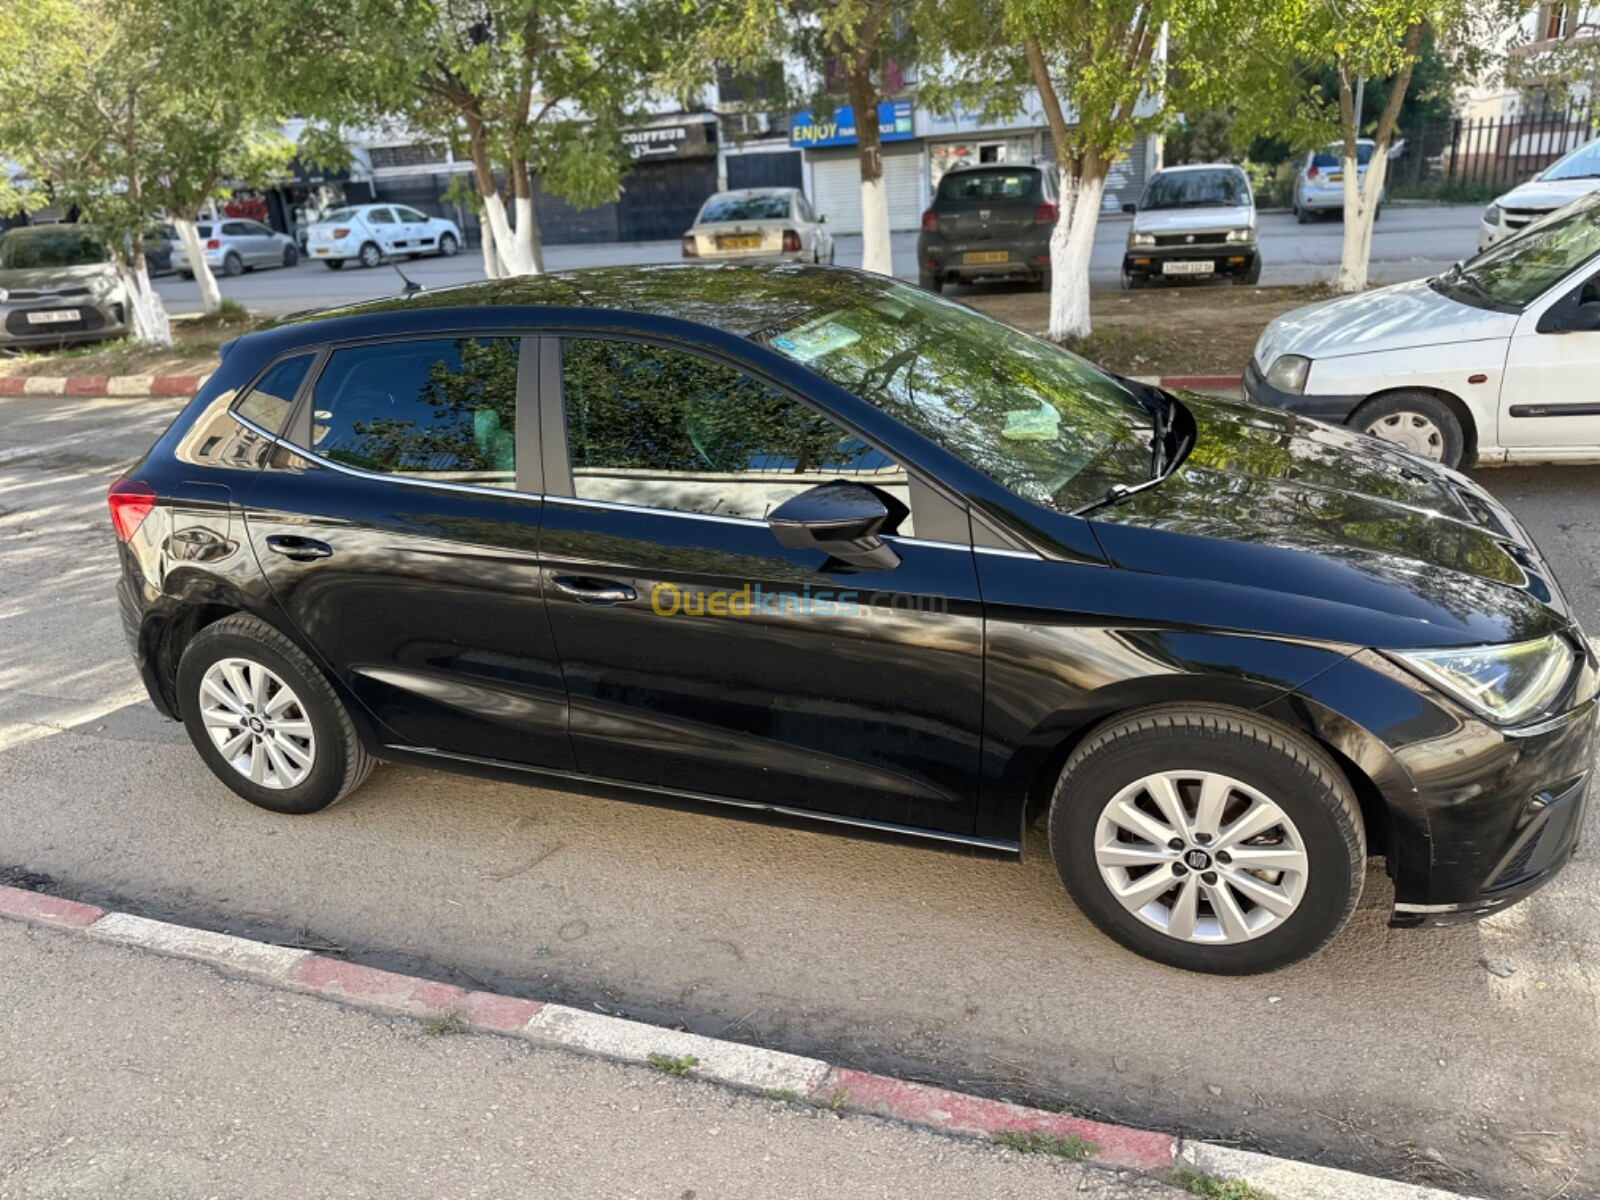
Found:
[682,188,834,264]
[174,219,299,279]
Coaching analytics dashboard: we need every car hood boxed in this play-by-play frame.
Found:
[1089,394,1569,645]
[1133,205,1254,235]
[0,262,118,290]
[1495,177,1600,212]
[1251,277,1515,368]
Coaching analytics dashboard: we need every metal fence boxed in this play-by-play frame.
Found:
[1391,105,1594,191]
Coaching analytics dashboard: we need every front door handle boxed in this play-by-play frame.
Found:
[265,534,334,561]
[550,575,637,604]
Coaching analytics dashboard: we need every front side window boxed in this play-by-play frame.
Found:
[1141,169,1249,209]
[562,338,911,527]
[302,337,519,488]
[236,354,314,434]
[1440,192,1600,309]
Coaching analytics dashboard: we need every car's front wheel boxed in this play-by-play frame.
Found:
[1048,706,1365,974]
[358,241,382,268]
[177,614,376,815]
[438,232,459,258]
[1351,390,1465,468]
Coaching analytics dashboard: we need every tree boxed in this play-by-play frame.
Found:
[926,0,1250,340]
[708,0,914,277]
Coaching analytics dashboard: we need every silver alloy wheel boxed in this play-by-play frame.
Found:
[1364,410,1445,460]
[1092,770,1309,944]
[359,242,382,268]
[439,232,459,257]
[199,657,316,790]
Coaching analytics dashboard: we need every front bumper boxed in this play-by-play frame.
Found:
[1123,244,1257,281]
[0,297,129,346]
[918,231,1052,282]
[1241,358,1364,423]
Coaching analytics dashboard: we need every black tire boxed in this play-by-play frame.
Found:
[1295,205,1309,225]
[324,259,345,270]
[177,614,376,815]
[1234,255,1262,286]
[1373,204,1382,223]
[282,244,299,267]
[222,252,243,278]
[1031,270,1051,293]
[438,232,459,258]
[1120,267,1145,291]
[1047,706,1365,974]
[179,270,194,280]
[918,271,943,294]
[1349,390,1466,469]
[358,241,382,268]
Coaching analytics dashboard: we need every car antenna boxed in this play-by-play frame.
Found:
[393,263,424,295]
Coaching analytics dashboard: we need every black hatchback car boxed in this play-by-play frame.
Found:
[917,163,1057,293]
[112,265,1595,974]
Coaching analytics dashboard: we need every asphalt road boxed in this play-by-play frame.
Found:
[151,204,1485,316]
[1,391,1595,1200]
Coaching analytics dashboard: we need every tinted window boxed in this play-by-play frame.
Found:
[303,338,520,487]
[1542,138,1600,182]
[1311,143,1374,168]
[1443,193,1600,308]
[397,207,428,222]
[235,354,314,434]
[0,229,108,268]
[936,169,1041,202]
[562,338,911,528]
[698,194,791,222]
[368,208,395,224]
[249,222,274,235]
[196,224,214,237]
[222,222,249,236]
[1141,169,1249,210]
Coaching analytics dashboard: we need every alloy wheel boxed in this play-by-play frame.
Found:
[199,657,316,789]
[1092,770,1309,944]
[1364,411,1445,460]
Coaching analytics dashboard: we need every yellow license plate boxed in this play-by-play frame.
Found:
[719,236,760,249]
[963,251,1009,264]
[314,247,329,254]
[1327,173,1343,183]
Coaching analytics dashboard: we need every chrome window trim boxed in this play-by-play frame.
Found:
[973,544,1042,560]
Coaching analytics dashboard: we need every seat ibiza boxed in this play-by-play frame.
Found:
[111,265,1596,974]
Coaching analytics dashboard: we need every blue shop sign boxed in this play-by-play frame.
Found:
[789,101,914,149]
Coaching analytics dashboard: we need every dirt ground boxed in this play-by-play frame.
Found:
[0,315,251,379]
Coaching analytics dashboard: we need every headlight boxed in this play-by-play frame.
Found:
[1390,634,1574,725]
[1226,228,1254,243]
[90,274,118,296]
[1483,203,1501,226]
[0,287,8,304]
[1128,232,1156,248]
[1264,353,1311,394]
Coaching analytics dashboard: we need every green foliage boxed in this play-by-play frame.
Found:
[992,1130,1097,1160]
[422,1011,468,1036]
[646,1052,699,1076]
[1175,1168,1278,1200]
[1167,110,1239,165]
[187,299,254,329]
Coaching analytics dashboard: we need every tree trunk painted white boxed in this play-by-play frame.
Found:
[172,217,223,314]
[481,191,532,275]
[119,262,172,348]
[859,174,892,276]
[512,192,544,275]
[845,68,892,277]
[1047,167,1105,342]
[480,214,503,279]
[1334,150,1388,294]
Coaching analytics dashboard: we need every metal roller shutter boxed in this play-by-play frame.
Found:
[1041,131,1149,211]
[809,146,924,233]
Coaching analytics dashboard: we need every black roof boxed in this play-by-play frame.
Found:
[283,263,902,339]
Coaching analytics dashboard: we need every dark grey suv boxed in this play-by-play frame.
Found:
[917,163,1057,292]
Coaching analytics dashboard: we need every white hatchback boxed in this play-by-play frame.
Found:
[304,204,462,269]
[1245,192,1600,469]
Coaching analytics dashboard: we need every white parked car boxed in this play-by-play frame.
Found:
[1479,137,1600,250]
[304,204,462,269]
[681,188,834,264]
[1122,163,1259,288]
[1245,191,1600,469]
[1292,140,1385,222]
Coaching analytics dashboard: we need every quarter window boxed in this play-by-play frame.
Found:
[302,338,520,488]
[235,354,314,434]
[561,338,912,529]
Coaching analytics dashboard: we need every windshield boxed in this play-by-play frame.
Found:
[1312,143,1375,168]
[1141,169,1249,209]
[1440,192,1600,308]
[1541,138,1600,182]
[0,228,108,269]
[759,279,1155,510]
[699,194,791,222]
[937,168,1041,202]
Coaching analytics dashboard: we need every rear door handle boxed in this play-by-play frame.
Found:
[265,534,333,561]
[550,575,637,604]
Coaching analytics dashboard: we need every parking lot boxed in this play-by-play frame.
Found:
[1,381,1595,1200]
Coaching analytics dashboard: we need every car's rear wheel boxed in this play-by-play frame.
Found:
[1295,205,1310,225]
[918,271,943,293]
[1351,390,1464,468]
[1031,270,1051,293]
[222,251,243,277]
[439,232,459,258]
[1048,706,1365,974]
[358,241,382,268]
[179,270,194,280]
[177,614,376,815]
[282,245,299,267]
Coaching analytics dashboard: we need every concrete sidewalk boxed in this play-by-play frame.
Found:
[0,921,1177,1200]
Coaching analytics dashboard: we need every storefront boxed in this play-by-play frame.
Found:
[616,114,719,241]
[789,100,921,233]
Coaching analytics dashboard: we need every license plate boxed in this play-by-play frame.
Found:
[1327,173,1343,183]
[1162,260,1214,276]
[26,309,80,324]
[718,236,760,250]
[962,251,1009,264]
[313,247,330,255]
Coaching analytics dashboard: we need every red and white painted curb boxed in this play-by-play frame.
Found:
[0,373,209,398]
[0,883,1477,1199]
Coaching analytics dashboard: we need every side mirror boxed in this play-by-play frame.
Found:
[1122,202,1137,215]
[767,480,902,572]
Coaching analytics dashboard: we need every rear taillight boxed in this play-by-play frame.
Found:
[921,209,939,232]
[332,227,350,239]
[1034,201,1059,226]
[782,229,802,253]
[108,477,157,543]
[205,238,220,250]
[681,234,698,258]
[1307,165,1319,180]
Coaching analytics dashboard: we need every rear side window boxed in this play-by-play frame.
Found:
[235,354,314,434]
[937,169,1040,202]
[302,337,520,488]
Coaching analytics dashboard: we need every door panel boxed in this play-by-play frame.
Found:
[1499,274,1600,450]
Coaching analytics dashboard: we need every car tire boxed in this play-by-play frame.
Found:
[179,270,194,280]
[358,241,382,268]
[282,245,299,267]
[1235,256,1262,286]
[177,614,376,816]
[222,252,243,278]
[918,271,943,294]
[324,259,344,270]
[439,232,459,258]
[1031,270,1052,293]
[1351,391,1466,468]
[1296,206,1310,225]
[1047,705,1365,975]
[1120,267,1144,291]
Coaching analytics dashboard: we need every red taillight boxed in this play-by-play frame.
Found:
[205,238,220,250]
[1307,165,1319,180]
[1034,201,1059,226]
[332,227,350,239]
[681,234,698,258]
[108,477,157,543]
[921,209,939,232]
[782,229,802,253]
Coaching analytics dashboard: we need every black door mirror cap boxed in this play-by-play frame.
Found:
[767,480,904,572]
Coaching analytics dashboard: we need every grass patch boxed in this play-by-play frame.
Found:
[187,298,254,329]
[1174,1168,1277,1200]
[992,1130,1097,1160]
[646,1051,699,1076]
[810,1085,849,1113]
[1386,179,1500,205]
[763,1088,803,1103]
[421,1011,467,1036]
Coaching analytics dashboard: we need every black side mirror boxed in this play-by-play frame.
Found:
[767,480,902,572]
[1539,299,1600,334]
[1122,202,1137,215]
